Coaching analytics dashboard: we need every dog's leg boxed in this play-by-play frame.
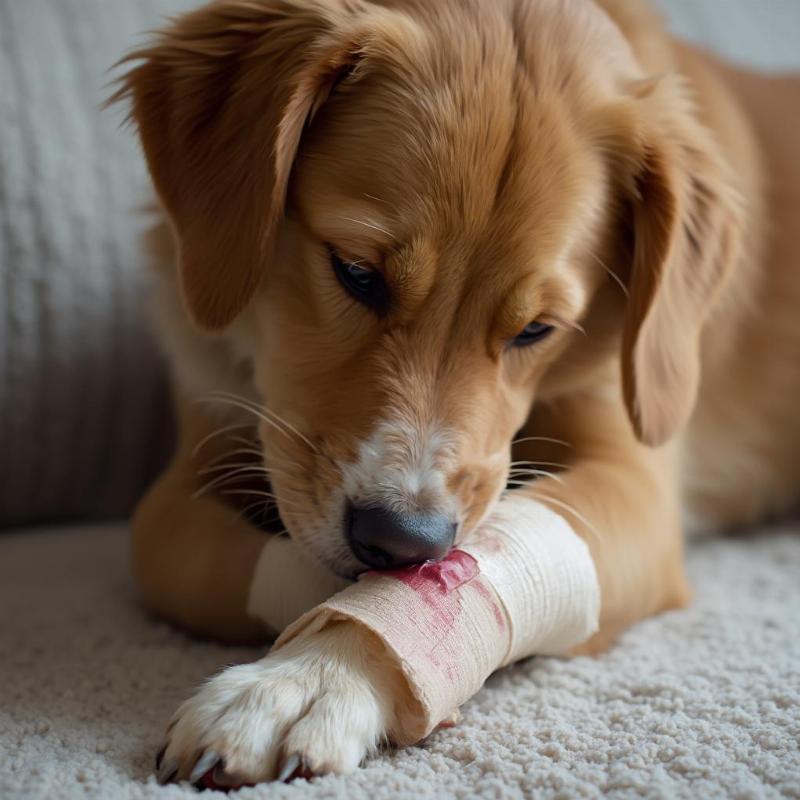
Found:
[513,389,693,652]
[131,394,275,643]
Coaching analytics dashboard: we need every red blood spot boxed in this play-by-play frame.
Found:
[377,549,479,592]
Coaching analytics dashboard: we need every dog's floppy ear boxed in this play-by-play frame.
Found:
[616,83,744,447]
[114,1,375,330]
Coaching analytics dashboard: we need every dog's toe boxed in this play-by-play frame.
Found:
[280,684,386,776]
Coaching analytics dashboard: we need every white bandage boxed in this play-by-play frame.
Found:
[461,495,601,662]
[247,535,351,635]
[269,496,600,743]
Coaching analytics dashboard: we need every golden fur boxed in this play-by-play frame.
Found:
[116,0,800,783]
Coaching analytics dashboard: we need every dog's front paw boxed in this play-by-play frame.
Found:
[156,623,400,787]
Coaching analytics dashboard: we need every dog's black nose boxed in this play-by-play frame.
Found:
[347,506,456,569]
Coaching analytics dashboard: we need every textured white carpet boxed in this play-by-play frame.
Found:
[1,524,798,799]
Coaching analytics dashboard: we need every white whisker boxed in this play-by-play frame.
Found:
[507,469,565,486]
[363,193,390,206]
[592,252,629,298]
[230,393,319,455]
[193,465,271,500]
[511,436,572,449]
[528,491,601,544]
[192,422,255,457]
[509,460,569,470]
[201,392,319,454]
[198,461,270,477]
[239,499,270,518]
[238,500,286,527]
[225,436,263,451]
[340,216,395,240]
[203,446,265,468]
[239,499,269,514]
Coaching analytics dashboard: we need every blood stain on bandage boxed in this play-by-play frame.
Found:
[370,550,479,635]
[372,550,506,635]
[370,551,505,676]
[473,579,506,631]
[372,550,480,664]
[380,549,480,593]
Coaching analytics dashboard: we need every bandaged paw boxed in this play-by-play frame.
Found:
[268,495,601,744]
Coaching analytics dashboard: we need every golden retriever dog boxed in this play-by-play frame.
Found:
[114,0,800,787]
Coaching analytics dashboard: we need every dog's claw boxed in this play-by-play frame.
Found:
[189,750,221,785]
[156,759,178,785]
[155,744,166,772]
[277,753,303,782]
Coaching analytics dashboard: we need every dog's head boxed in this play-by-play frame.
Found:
[120,0,741,576]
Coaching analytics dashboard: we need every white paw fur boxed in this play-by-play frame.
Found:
[156,623,402,786]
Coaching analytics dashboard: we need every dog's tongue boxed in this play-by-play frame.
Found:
[366,549,480,593]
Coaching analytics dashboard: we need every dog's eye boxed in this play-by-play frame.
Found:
[512,321,555,348]
[330,248,388,312]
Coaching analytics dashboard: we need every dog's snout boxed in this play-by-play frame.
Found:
[347,505,456,569]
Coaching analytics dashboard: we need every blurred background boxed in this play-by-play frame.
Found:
[2,0,800,528]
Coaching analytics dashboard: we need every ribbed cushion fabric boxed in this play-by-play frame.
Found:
[0,0,193,525]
